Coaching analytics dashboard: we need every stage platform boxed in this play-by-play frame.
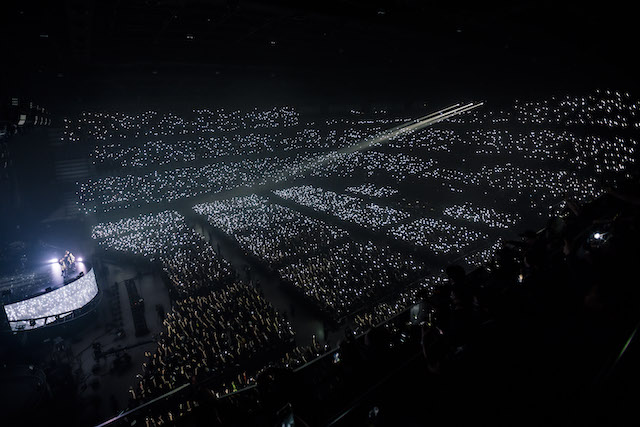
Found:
[0,229,100,332]
[1,216,95,302]
[0,258,92,305]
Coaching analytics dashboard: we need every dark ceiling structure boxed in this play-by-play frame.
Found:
[1,1,636,108]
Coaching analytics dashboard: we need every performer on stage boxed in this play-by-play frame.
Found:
[59,257,67,276]
[59,251,76,277]
[65,251,76,266]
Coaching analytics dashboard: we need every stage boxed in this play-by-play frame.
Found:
[0,255,92,305]
[0,233,100,331]
[1,266,100,332]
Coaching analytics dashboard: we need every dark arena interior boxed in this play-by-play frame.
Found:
[1,1,640,426]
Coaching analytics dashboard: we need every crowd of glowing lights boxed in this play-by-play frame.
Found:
[63,107,300,143]
[78,154,308,213]
[353,274,445,333]
[70,108,388,169]
[344,183,399,198]
[460,239,505,270]
[91,208,324,420]
[73,110,630,219]
[89,127,388,169]
[279,240,425,318]
[92,211,234,294]
[60,91,640,418]
[194,195,348,268]
[194,194,424,318]
[75,91,639,318]
[130,282,295,408]
[72,92,640,319]
[273,185,410,231]
[352,238,504,333]
[443,89,640,129]
[442,202,521,229]
[390,217,490,255]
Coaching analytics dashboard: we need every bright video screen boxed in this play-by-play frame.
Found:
[3,268,98,331]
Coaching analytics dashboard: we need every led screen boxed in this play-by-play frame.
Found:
[4,269,98,331]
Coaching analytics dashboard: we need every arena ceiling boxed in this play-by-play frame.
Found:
[1,1,636,104]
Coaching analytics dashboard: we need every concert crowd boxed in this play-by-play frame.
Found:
[93,211,234,295]
[67,90,640,426]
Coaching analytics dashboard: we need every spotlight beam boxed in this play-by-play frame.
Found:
[280,102,484,178]
[194,101,483,198]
